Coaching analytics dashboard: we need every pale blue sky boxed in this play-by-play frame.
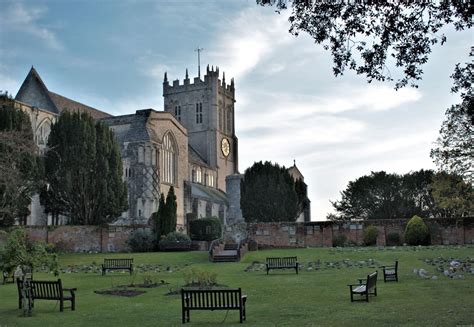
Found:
[0,0,471,220]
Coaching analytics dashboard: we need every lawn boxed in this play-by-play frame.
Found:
[0,246,473,326]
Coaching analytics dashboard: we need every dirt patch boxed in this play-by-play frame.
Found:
[94,289,146,297]
[121,281,169,289]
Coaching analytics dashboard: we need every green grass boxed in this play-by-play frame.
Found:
[0,246,473,326]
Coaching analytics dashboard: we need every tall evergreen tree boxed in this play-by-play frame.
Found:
[42,111,127,225]
[163,186,177,235]
[152,193,166,240]
[241,161,298,222]
[0,96,39,226]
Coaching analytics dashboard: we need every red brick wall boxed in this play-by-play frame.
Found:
[0,225,148,253]
[248,217,474,248]
[0,218,472,252]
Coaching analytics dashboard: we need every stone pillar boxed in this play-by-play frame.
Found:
[224,174,247,242]
[225,174,244,224]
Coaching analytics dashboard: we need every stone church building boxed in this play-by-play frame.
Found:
[11,66,239,229]
[6,65,310,228]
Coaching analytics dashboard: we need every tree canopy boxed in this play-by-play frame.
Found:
[41,111,127,225]
[330,169,472,221]
[257,1,472,90]
[241,161,299,222]
[0,96,40,226]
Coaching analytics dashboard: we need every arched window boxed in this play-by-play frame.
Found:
[161,133,177,184]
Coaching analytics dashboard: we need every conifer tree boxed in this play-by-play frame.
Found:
[164,186,177,234]
[42,111,127,225]
[241,161,298,222]
[152,193,166,241]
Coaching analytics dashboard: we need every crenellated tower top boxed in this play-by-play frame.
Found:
[163,65,235,97]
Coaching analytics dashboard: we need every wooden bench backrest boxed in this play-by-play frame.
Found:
[182,288,242,309]
[103,258,133,267]
[366,272,378,290]
[266,257,297,266]
[18,279,62,300]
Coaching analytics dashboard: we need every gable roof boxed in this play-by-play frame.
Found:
[188,144,209,168]
[15,67,111,119]
[288,161,304,182]
[48,91,110,119]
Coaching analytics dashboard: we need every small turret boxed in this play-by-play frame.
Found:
[184,68,190,85]
[222,72,226,86]
[163,72,168,84]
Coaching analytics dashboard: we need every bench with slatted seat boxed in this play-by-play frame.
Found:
[181,288,247,324]
[348,271,378,302]
[101,258,133,276]
[266,257,299,274]
[17,278,76,312]
[380,261,398,282]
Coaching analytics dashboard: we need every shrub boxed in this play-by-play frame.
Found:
[126,228,155,252]
[183,267,218,288]
[159,231,192,251]
[387,232,401,246]
[405,215,431,245]
[332,234,347,247]
[363,226,378,246]
[189,217,222,241]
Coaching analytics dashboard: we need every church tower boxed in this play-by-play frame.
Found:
[163,66,238,191]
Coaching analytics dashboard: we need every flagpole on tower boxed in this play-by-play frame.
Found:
[195,47,204,79]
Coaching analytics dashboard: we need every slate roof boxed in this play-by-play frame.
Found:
[188,144,209,167]
[15,67,111,119]
[191,183,228,205]
[101,110,157,143]
[49,91,111,119]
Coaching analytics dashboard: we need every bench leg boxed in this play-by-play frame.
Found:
[60,300,64,312]
[182,308,186,324]
[295,267,298,274]
[71,297,75,311]
[240,308,243,323]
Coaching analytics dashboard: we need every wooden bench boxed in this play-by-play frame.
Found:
[17,278,76,312]
[380,261,398,282]
[266,257,299,274]
[181,288,247,324]
[101,258,133,276]
[348,271,378,302]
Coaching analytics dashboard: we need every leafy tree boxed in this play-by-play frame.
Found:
[0,229,59,315]
[0,96,40,226]
[331,171,403,220]
[430,172,474,217]
[400,170,440,218]
[41,111,127,225]
[430,97,473,183]
[331,170,444,221]
[241,161,298,222]
[257,1,471,90]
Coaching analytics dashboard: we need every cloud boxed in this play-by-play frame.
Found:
[1,2,63,50]
[207,7,293,80]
